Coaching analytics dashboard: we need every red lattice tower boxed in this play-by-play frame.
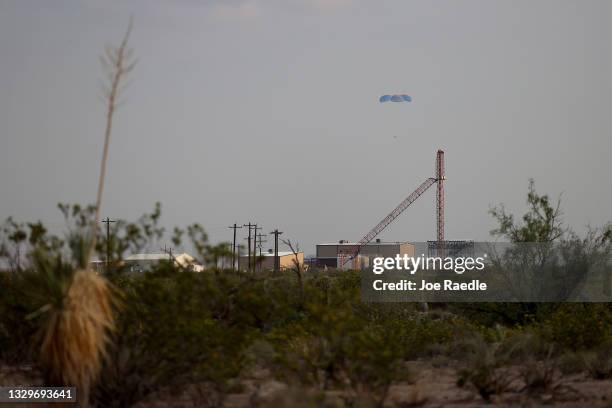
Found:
[436,150,445,244]
[338,149,447,266]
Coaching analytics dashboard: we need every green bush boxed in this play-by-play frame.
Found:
[537,304,612,350]
[0,274,38,363]
[581,341,612,379]
[268,306,409,404]
[93,267,259,406]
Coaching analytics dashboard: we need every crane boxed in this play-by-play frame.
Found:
[339,150,445,267]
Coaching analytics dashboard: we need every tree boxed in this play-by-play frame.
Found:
[187,223,209,264]
[483,179,611,322]
[0,218,64,272]
[281,238,305,302]
[0,218,28,271]
[489,178,565,243]
[204,242,232,269]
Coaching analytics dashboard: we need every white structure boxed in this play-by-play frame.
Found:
[124,252,204,272]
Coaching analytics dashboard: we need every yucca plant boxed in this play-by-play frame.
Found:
[24,20,134,406]
[24,248,120,403]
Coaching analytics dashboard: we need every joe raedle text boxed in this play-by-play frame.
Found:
[372,279,487,292]
[370,254,488,293]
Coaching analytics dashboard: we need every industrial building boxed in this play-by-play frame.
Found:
[316,239,415,270]
[239,250,304,271]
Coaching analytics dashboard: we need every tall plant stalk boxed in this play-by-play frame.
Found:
[87,19,135,265]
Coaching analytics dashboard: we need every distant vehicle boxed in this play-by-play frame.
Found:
[379,94,412,103]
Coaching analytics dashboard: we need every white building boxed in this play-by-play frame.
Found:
[124,252,204,272]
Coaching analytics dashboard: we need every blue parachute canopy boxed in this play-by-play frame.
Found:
[379,94,412,103]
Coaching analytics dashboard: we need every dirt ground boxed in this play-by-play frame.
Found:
[3,361,612,407]
[132,361,612,408]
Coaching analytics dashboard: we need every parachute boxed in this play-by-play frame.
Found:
[379,94,412,103]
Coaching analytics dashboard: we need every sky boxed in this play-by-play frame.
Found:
[1,0,611,256]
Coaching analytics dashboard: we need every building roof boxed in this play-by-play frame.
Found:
[124,252,204,271]
[125,253,172,261]
[244,251,298,257]
[316,241,410,246]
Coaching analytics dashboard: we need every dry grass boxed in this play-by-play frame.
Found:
[37,269,119,403]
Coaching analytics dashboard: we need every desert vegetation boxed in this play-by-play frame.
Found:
[0,182,611,407]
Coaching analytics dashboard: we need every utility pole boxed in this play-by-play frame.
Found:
[256,232,267,272]
[162,244,175,263]
[253,224,262,272]
[270,229,283,274]
[243,223,255,272]
[256,233,267,256]
[102,217,116,272]
[228,223,242,270]
[237,244,243,271]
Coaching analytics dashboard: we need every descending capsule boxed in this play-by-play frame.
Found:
[379,94,412,103]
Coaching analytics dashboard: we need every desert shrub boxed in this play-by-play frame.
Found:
[557,352,585,375]
[90,268,367,405]
[581,341,612,379]
[456,336,516,400]
[537,304,612,350]
[342,323,411,402]
[92,266,258,406]
[269,298,362,389]
[271,322,408,405]
[451,303,542,327]
[230,273,305,330]
[391,311,490,360]
[444,332,490,362]
[268,282,410,405]
[456,303,612,352]
[268,275,470,393]
[258,386,325,407]
[460,332,575,398]
[496,331,557,361]
[514,343,583,401]
[457,366,513,401]
[519,352,560,393]
[0,274,38,363]
[481,332,565,394]
[4,234,610,407]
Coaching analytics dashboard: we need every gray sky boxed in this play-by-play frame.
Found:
[1,0,610,255]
